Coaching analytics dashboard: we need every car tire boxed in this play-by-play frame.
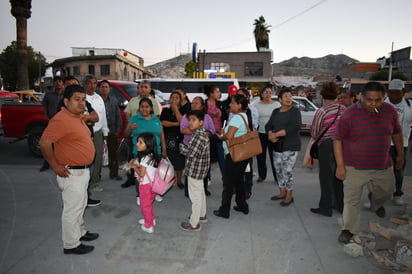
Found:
[27,126,45,157]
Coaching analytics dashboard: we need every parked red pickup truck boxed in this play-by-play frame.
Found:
[0,80,165,157]
[1,102,48,156]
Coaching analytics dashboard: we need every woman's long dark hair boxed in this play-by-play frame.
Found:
[137,132,161,167]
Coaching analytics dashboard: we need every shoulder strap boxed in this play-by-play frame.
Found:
[237,113,251,133]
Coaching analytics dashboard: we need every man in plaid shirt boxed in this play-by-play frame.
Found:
[180,110,210,231]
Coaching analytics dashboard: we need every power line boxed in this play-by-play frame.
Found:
[207,0,327,51]
[272,0,327,29]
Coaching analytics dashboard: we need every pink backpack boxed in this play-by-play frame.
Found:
[147,158,176,195]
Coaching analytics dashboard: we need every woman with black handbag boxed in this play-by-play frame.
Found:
[265,88,302,206]
[310,82,345,217]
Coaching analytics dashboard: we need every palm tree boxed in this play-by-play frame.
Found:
[253,16,271,52]
[10,0,32,90]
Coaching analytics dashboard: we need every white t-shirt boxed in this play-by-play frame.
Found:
[136,155,157,185]
[385,97,412,147]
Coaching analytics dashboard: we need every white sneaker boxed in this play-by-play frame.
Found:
[92,185,103,192]
[393,196,404,206]
[139,219,156,226]
[363,201,371,209]
[208,180,211,186]
[136,197,140,206]
[155,195,163,202]
[141,224,154,234]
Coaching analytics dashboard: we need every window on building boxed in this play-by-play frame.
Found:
[211,62,230,72]
[73,66,80,76]
[65,67,70,76]
[244,62,263,76]
[123,67,127,77]
[101,64,110,75]
[88,65,95,75]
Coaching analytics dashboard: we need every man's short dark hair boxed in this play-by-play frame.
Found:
[362,81,386,96]
[63,75,79,84]
[53,76,63,82]
[278,88,292,99]
[64,85,85,100]
[187,109,205,121]
[100,79,110,87]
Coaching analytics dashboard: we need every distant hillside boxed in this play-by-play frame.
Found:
[146,54,191,78]
[146,53,359,78]
[273,54,359,77]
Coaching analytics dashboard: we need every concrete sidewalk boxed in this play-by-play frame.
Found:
[1,161,410,274]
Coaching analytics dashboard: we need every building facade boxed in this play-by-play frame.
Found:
[49,47,154,81]
[197,51,273,80]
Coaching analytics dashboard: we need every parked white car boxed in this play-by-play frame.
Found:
[252,95,318,132]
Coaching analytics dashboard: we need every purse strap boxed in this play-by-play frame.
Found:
[237,113,251,133]
[313,104,341,145]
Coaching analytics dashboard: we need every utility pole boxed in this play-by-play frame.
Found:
[388,42,394,81]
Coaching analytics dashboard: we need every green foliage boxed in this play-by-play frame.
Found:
[0,41,47,90]
[185,60,195,78]
[369,70,408,81]
[253,16,271,51]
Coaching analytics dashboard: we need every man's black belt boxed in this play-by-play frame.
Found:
[67,165,90,169]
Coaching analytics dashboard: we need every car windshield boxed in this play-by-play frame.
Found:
[119,83,138,98]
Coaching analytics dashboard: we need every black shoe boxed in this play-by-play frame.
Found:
[121,180,135,188]
[64,243,94,255]
[338,230,353,244]
[233,205,249,215]
[245,192,251,200]
[280,198,294,207]
[87,198,101,207]
[110,175,123,181]
[213,210,229,219]
[80,231,99,241]
[177,183,184,190]
[257,177,265,183]
[205,189,211,196]
[310,208,332,217]
[375,206,386,218]
[270,195,285,201]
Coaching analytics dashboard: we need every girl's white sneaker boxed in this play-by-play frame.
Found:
[138,219,156,226]
[141,224,154,234]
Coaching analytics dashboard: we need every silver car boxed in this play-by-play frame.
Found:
[252,95,318,132]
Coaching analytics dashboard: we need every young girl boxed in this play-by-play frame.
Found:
[129,132,161,234]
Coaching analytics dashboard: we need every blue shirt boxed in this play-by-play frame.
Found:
[129,113,162,155]
[223,112,248,155]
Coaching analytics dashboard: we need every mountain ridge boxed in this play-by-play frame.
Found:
[146,53,360,78]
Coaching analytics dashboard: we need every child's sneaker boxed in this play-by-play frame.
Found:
[141,224,154,234]
[187,215,208,223]
[199,215,208,223]
[180,221,201,231]
[139,219,156,226]
[155,195,163,202]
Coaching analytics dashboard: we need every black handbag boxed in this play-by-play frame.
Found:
[310,105,340,159]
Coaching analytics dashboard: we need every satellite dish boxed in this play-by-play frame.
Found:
[192,42,198,62]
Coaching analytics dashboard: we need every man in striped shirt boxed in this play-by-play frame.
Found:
[333,81,404,244]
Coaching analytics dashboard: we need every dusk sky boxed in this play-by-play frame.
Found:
[1,0,411,67]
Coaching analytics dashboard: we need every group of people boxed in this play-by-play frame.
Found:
[39,75,411,255]
[308,79,411,245]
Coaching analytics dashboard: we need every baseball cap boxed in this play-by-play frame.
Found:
[388,79,404,90]
[228,85,238,96]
